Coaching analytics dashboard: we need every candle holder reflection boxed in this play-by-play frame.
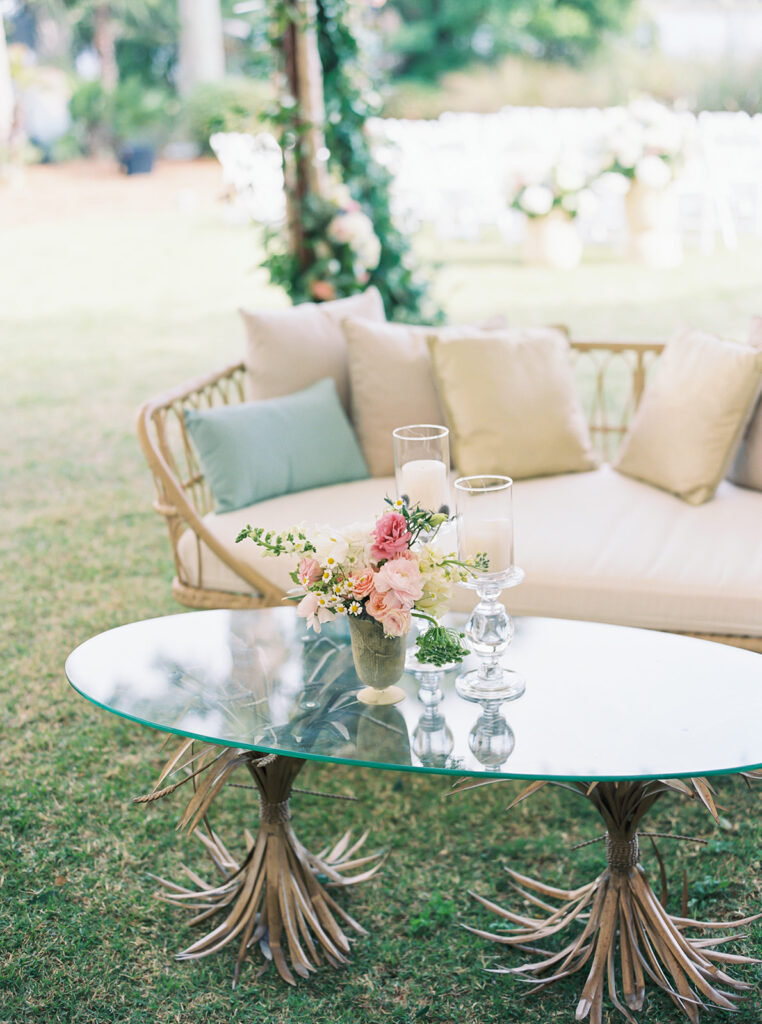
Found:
[412,667,454,768]
[454,476,525,705]
[468,701,515,771]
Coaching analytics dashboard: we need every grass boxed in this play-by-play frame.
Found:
[1,161,761,1023]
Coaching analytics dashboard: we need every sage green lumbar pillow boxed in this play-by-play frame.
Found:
[184,378,369,513]
[614,328,762,505]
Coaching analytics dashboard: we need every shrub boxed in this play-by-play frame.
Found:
[183,77,272,154]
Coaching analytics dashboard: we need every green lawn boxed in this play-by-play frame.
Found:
[1,163,761,1023]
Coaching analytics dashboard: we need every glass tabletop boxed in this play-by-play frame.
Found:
[65,608,762,781]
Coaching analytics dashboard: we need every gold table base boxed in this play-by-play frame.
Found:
[460,778,762,1024]
[137,742,383,986]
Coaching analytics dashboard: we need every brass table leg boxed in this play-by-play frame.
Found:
[138,743,383,986]
[463,779,761,1024]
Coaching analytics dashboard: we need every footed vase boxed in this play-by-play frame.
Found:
[348,616,407,706]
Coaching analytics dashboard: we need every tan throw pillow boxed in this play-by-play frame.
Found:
[240,287,385,413]
[727,317,762,491]
[615,328,762,504]
[343,318,447,477]
[427,327,597,478]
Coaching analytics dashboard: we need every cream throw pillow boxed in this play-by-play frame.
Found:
[343,318,447,477]
[615,328,762,504]
[240,287,385,413]
[427,327,597,478]
[727,317,762,491]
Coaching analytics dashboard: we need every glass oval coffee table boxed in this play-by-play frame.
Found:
[66,609,762,1019]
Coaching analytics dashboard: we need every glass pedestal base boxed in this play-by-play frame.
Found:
[455,668,525,704]
[456,567,525,705]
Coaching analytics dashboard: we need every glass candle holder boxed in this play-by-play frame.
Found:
[454,475,525,704]
[393,424,450,514]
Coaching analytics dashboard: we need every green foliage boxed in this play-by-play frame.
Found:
[316,0,442,323]
[263,0,442,323]
[183,77,272,154]
[414,624,469,666]
[385,0,636,81]
[110,76,178,142]
[408,893,457,935]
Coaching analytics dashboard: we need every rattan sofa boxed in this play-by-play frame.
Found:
[137,339,762,653]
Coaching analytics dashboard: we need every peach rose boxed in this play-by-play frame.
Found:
[380,607,411,637]
[349,567,375,598]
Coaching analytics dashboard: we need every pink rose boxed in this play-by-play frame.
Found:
[380,607,411,638]
[296,591,333,633]
[349,567,375,598]
[374,557,424,610]
[298,556,322,586]
[370,511,411,562]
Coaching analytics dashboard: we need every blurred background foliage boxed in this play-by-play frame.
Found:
[3,0,760,171]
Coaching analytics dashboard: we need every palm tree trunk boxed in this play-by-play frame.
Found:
[177,0,225,97]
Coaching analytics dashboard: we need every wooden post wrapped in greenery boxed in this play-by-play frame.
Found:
[267,0,441,322]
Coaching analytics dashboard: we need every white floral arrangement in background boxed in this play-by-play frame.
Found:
[510,154,592,220]
[600,98,685,189]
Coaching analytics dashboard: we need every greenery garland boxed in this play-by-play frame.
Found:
[263,0,442,323]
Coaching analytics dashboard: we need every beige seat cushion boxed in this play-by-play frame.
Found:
[177,466,762,637]
[427,327,597,479]
[615,327,762,504]
[240,287,385,413]
[343,318,447,477]
[727,317,762,491]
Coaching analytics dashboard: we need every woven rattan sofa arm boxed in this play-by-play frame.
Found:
[136,362,285,607]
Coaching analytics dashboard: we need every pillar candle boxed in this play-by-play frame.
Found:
[399,459,449,512]
[461,518,513,574]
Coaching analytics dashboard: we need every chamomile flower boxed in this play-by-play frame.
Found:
[335,604,347,615]
[393,498,405,509]
[322,569,333,583]
[348,601,363,616]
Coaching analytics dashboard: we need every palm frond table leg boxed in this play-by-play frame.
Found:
[136,741,384,986]
[457,777,762,1024]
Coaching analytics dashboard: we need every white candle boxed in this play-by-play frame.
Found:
[399,459,449,512]
[462,518,513,574]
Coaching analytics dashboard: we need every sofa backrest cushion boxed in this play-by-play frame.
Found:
[343,317,447,477]
[240,287,386,414]
[727,316,762,492]
[614,327,762,505]
[184,378,369,513]
[427,326,598,479]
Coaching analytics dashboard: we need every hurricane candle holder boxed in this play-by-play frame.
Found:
[454,475,525,704]
[393,424,450,514]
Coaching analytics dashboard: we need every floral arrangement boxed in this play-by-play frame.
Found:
[237,500,487,665]
[510,155,591,220]
[600,98,684,188]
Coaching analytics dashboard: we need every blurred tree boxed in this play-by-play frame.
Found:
[176,0,225,96]
[386,0,636,80]
[0,11,12,146]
